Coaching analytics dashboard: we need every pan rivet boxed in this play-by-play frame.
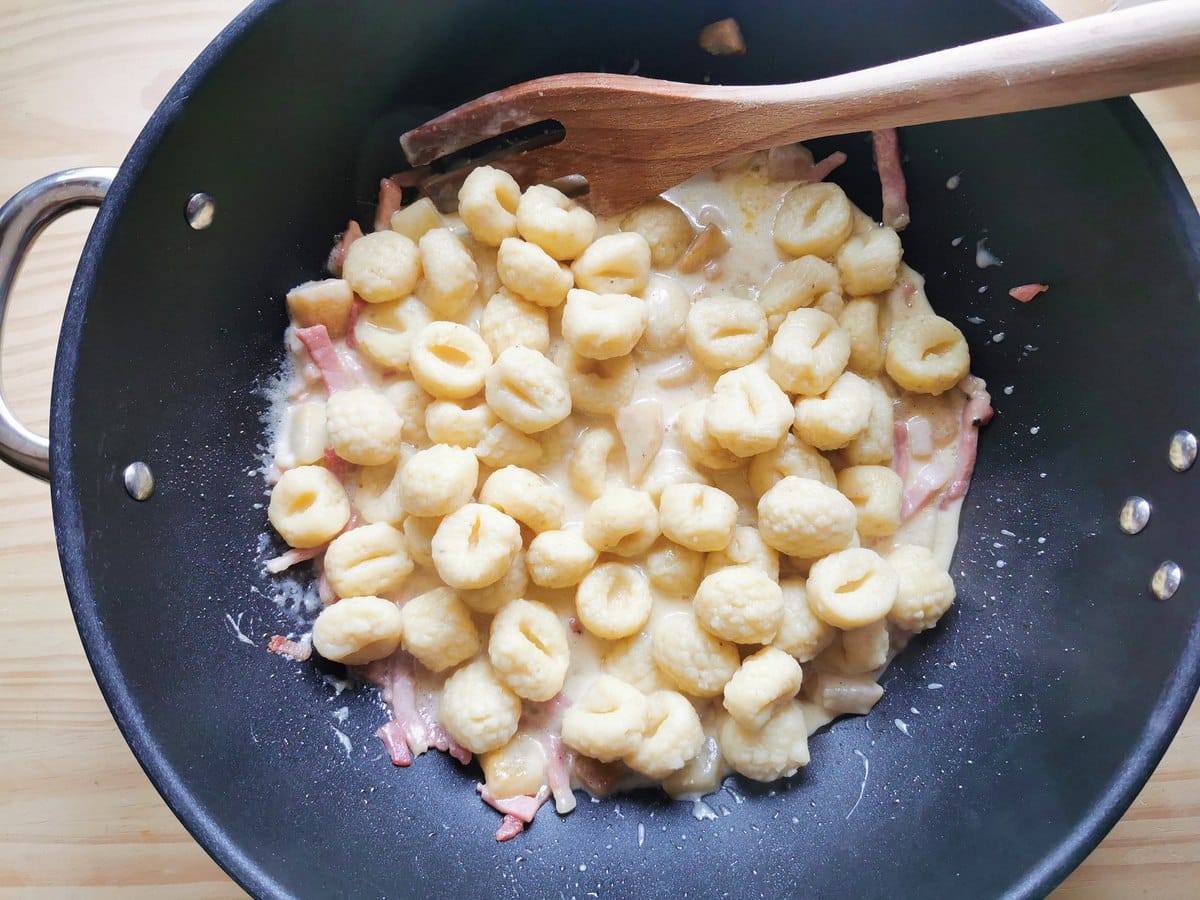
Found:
[123,461,155,501]
[1151,561,1182,601]
[1118,496,1151,535]
[1169,430,1196,472]
[185,192,215,230]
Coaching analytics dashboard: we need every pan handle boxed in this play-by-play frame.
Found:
[0,167,116,481]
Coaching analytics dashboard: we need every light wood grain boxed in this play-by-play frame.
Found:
[0,1,1195,897]
[402,0,1200,216]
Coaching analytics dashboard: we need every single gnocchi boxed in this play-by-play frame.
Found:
[439,659,522,755]
[583,488,660,557]
[620,199,694,268]
[658,483,737,552]
[431,503,522,589]
[793,371,874,450]
[885,315,970,395]
[719,701,810,782]
[837,465,903,537]
[706,365,794,458]
[458,166,521,246]
[694,565,784,645]
[757,476,858,559]
[561,289,648,360]
[652,612,741,698]
[409,322,493,400]
[887,544,957,632]
[685,296,768,371]
[807,547,899,628]
[560,675,648,763]
[417,228,478,317]
[400,444,479,517]
[497,237,574,308]
[723,647,804,730]
[624,691,705,779]
[312,595,404,665]
[342,230,421,303]
[324,523,413,598]
[516,183,596,260]
[488,599,570,701]
[268,465,351,548]
[769,308,851,397]
[400,587,480,672]
[527,528,598,588]
[571,232,651,295]
[773,181,853,259]
[575,563,653,639]
[479,465,565,533]
[326,387,404,466]
[485,346,572,434]
[480,288,550,357]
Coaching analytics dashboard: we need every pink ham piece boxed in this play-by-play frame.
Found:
[377,719,413,767]
[317,572,338,606]
[264,544,325,574]
[942,376,994,507]
[266,635,312,662]
[766,145,847,184]
[872,128,910,230]
[901,458,955,521]
[344,297,367,351]
[495,815,525,842]
[294,324,355,393]
[808,151,848,183]
[891,420,909,483]
[326,220,363,276]
[1009,283,1049,303]
[477,784,552,841]
[375,178,404,232]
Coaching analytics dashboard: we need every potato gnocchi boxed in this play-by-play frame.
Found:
[264,148,990,841]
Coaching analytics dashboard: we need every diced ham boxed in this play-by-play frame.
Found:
[267,635,312,662]
[495,814,526,842]
[872,128,910,231]
[344,297,367,351]
[377,719,413,767]
[1009,283,1049,303]
[317,572,338,606]
[941,376,994,507]
[375,178,404,232]
[327,220,363,276]
[808,151,848,183]
[766,145,847,183]
[294,324,355,392]
[568,616,584,635]
[891,421,909,483]
[901,458,955,521]
[359,652,435,758]
[901,280,917,307]
[264,544,325,574]
[698,17,746,56]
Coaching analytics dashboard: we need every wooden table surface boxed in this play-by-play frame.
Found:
[0,0,1197,896]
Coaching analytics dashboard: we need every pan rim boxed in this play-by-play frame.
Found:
[46,1,1200,898]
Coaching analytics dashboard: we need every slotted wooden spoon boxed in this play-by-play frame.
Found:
[399,0,1200,216]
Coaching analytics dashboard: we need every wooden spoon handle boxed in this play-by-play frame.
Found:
[721,0,1200,149]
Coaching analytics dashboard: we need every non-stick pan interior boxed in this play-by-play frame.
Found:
[51,1,1200,897]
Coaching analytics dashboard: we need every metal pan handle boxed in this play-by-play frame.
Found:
[0,167,116,481]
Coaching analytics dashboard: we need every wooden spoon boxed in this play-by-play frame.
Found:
[398,0,1200,216]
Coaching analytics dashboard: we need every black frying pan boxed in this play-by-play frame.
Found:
[0,1,1198,897]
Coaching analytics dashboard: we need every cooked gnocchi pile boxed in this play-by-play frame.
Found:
[265,146,992,840]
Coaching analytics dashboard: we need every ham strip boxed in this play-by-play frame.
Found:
[344,297,367,350]
[872,128,910,230]
[901,458,955,521]
[317,571,338,606]
[377,719,413,767]
[326,220,363,276]
[495,815,525,842]
[267,635,312,661]
[375,178,404,232]
[478,784,552,840]
[891,421,909,483]
[264,545,324,574]
[539,733,576,814]
[942,376,994,507]
[294,324,355,392]
[808,151,848,183]
[1009,283,1049,303]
